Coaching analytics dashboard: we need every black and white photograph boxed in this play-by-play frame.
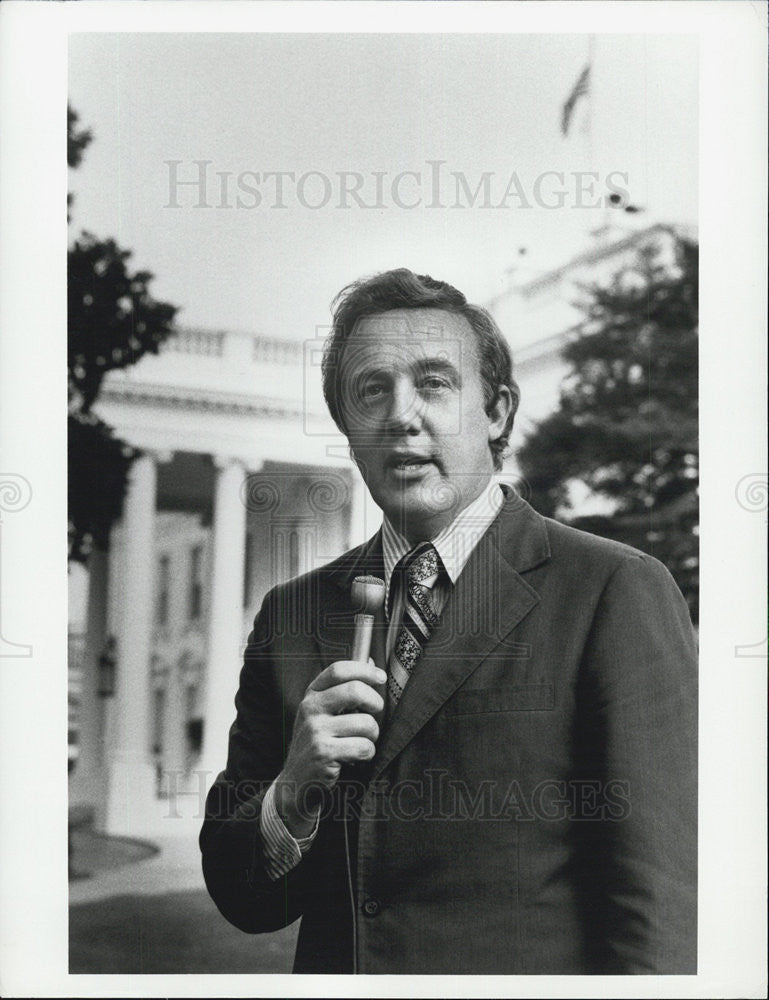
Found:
[0,1,765,997]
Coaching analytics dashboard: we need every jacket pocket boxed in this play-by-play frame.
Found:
[446,682,554,716]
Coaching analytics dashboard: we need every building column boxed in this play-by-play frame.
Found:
[69,546,108,809]
[197,456,247,795]
[161,657,189,796]
[103,452,162,835]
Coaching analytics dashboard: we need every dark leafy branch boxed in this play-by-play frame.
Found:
[516,234,699,620]
[68,104,179,563]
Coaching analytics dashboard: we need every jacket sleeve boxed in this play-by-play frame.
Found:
[578,552,698,973]
[198,586,312,933]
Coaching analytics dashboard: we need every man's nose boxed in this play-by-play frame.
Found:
[385,380,423,433]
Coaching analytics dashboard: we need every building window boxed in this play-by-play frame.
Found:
[185,684,203,758]
[152,687,166,756]
[157,554,170,626]
[189,544,203,620]
[243,531,253,608]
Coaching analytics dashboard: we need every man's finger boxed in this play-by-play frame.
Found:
[329,711,380,742]
[332,736,377,763]
[309,659,387,693]
[319,679,385,716]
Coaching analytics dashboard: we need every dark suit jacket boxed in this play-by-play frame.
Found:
[200,490,697,974]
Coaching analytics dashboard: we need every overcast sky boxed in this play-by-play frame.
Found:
[68,32,697,347]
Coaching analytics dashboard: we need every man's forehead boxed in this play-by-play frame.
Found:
[343,309,478,374]
[352,307,472,341]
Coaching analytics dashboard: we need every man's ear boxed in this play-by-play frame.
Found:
[487,385,517,444]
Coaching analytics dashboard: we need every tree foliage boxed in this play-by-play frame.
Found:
[67,107,92,221]
[68,234,177,413]
[516,233,699,620]
[68,104,178,563]
[67,106,92,168]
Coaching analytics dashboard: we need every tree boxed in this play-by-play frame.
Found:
[516,233,699,620]
[68,105,178,562]
[67,106,91,223]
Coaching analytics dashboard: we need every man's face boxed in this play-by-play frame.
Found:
[338,308,512,542]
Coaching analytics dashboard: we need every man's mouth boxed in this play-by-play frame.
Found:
[387,453,433,470]
[386,453,437,479]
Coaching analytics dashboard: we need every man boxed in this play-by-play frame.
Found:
[200,269,697,974]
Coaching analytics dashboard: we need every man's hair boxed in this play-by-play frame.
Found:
[321,268,519,471]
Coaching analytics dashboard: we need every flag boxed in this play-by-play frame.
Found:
[561,64,591,136]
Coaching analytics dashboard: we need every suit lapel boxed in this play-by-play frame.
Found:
[370,492,550,782]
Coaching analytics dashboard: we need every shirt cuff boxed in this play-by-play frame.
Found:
[260,780,320,881]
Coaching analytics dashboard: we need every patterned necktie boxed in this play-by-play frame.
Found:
[387,541,443,710]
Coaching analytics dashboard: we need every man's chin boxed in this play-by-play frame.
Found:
[378,480,461,531]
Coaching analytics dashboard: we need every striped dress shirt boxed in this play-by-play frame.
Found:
[260,479,506,879]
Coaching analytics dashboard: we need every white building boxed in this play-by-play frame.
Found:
[69,327,382,836]
[489,220,697,439]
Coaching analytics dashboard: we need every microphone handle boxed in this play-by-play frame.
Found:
[346,613,381,773]
[351,612,374,663]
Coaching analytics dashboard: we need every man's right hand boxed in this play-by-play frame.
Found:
[273,659,387,838]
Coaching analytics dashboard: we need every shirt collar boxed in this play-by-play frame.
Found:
[381,478,505,598]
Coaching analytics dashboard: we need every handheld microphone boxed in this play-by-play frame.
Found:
[350,575,386,662]
[345,575,385,969]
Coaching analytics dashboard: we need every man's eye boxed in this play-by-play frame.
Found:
[420,375,450,391]
[360,382,386,400]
